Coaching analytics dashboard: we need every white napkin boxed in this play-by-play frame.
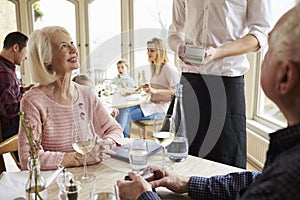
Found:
[0,167,63,200]
[125,93,142,101]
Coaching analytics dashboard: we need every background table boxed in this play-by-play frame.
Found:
[111,93,149,109]
[48,148,244,200]
[99,92,149,109]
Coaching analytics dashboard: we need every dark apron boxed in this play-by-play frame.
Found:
[167,73,246,168]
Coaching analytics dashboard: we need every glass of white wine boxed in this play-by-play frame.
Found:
[153,114,175,169]
[72,121,96,183]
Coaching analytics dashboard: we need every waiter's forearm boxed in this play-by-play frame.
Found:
[212,34,260,60]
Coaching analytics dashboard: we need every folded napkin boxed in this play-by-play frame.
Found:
[125,93,142,101]
[0,167,63,200]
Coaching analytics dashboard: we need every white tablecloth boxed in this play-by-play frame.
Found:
[0,168,63,200]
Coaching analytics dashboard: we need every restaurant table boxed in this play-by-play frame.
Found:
[48,146,245,200]
[103,92,149,109]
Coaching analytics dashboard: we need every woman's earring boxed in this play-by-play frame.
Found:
[47,65,52,71]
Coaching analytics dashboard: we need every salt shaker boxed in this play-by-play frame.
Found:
[56,169,74,200]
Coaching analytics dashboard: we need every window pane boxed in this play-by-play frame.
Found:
[257,1,296,125]
[32,0,76,44]
[0,0,20,79]
[133,0,174,84]
[87,0,121,84]
[0,0,17,47]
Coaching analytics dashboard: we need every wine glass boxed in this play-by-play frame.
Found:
[72,121,96,183]
[153,114,175,169]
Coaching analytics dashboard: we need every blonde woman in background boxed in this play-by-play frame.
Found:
[116,38,180,137]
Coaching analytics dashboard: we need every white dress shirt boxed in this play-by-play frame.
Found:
[169,0,271,76]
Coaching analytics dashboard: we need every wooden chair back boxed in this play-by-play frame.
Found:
[0,134,19,173]
[130,120,159,139]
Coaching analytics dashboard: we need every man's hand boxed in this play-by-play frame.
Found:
[22,83,35,93]
[147,166,190,194]
[177,41,186,62]
[201,46,217,64]
[178,44,217,66]
[117,172,152,200]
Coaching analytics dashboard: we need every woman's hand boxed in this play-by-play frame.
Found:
[89,138,116,162]
[111,108,119,118]
[142,84,157,94]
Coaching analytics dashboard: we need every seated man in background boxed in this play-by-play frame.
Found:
[72,74,119,118]
[117,4,300,199]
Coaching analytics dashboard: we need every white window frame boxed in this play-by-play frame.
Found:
[246,1,299,140]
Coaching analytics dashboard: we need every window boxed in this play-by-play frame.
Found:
[86,0,174,85]
[0,0,22,81]
[31,0,76,43]
[87,0,121,84]
[0,0,177,86]
[0,0,17,47]
[133,0,174,83]
[255,1,297,127]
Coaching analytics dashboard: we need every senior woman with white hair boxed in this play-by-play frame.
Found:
[18,26,124,170]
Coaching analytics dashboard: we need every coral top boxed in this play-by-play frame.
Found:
[18,84,124,170]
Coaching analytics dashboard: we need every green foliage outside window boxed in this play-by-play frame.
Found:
[33,2,43,22]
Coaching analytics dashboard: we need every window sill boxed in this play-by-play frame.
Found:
[246,119,274,140]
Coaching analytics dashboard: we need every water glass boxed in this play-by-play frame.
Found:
[90,177,118,200]
[91,192,117,200]
[129,139,148,172]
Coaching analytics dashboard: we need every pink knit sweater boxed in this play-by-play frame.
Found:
[18,84,124,170]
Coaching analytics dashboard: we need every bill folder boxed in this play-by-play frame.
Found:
[111,140,163,162]
[184,45,205,65]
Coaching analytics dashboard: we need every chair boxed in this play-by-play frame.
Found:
[0,134,19,173]
[130,120,157,139]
